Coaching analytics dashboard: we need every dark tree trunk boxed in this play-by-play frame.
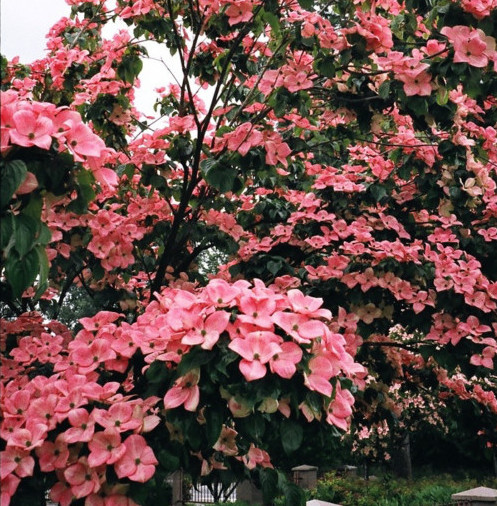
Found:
[391,433,413,480]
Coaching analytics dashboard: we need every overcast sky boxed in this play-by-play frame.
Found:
[0,0,191,115]
[1,0,69,61]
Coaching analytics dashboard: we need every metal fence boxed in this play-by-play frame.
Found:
[187,483,237,504]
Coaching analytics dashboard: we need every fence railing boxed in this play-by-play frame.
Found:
[187,483,237,504]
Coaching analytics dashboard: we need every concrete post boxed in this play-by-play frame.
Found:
[451,486,497,506]
[169,470,184,506]
[236,479,264,504]
[292,465,318,490]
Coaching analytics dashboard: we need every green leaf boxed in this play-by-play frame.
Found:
[262,10,280,36]
[259,468,278,503]
[23,192,43,221]
[369,184,388,202]
[318,56,336,78]
[33,246,50,301]
[146,361,169,384]
[436,87,449,106]
[0,214,14,251]
[0,160,27,209]
[13,214,39,257]
[280,419,303,454]
[202,160,238,193]
[37,223,52,246]
[205,407,224,446]
[5,249,39,298]
[378,80,391,99]
[282,480,305,506]
[118,54,143,83]
[157,449,180,472]
[297,0,312,8]
[239,414,265,441]
[267,259,282,275]
[177,348,212,376]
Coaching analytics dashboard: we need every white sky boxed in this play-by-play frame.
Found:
[0,0,192,116]
[1,0,69,61]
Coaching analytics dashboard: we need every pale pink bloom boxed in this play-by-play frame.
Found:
[228,334,282,381]
[36,435,69,472]
[269,342,303,379]
[264,139,292,167]
[105,494,140,506]
[85,494,105,506]
[114,435,158,483]
[163,369,201,411]
[441,25,496,67]
[1,474,20,506]
[398,69,432,96]
[9,109,53,149]
[282,69,314,92]
[272,312,328,343]
[15,172,38,195]
[304,356,335,397]
[50,476,74,506]
[355,10,393,53]
[326,384,355,431]
[223,122,264,156]
[238,293,277,328]
[241,444,273,470]
[88,428,127,467]
[6,421,48,451]
[92,403,142,432]
[79,311,122,332]
[470,345,495,368]
[460,0,496,18]
[3,390,31,419]
[0,447,34,479]
[64,457,101,498]
[213,426,238,456]
[63,408,95,443]
[204,278,241,307]
[65,121,106,161]
[28,394,59,430]
[287,289,331,318]
[71,338,117,374]
[182,311,230,350]
[225,0,253,25]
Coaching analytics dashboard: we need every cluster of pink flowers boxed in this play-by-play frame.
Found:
[0,91,116,188]
[441,25,497,68]
[121,279,365,433]
[0,279,366,504]
[87,208,147,271]
[0,313,160,506]
[215,121,292,169]
[459,0,497,19]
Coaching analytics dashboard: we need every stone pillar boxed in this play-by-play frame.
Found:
[236,480,263,505]
[451,486,497,506]
[169,470,184,506]
[292,465,318,490]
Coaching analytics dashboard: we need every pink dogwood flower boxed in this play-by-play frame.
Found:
[229,332,282,381]
[114,435,158,483]
[9,109,54,150]
[88,428,127,467]
[163,369,201,412]
[441,25,496,67]
[64,457,101,499]
[0,447,34,479]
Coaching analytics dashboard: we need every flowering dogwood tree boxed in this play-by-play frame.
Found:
[1,0,497,504]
